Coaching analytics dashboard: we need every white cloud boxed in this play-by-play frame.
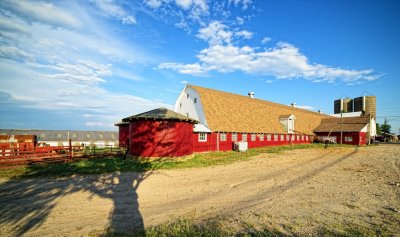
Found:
[199,42,377,83]
[93,0,137,25]
[41,60,112,85]
[144,0,163,8]
[175,19,191,33]
[86,122,104,127]
[158,62,206,76]
[0,1,169,130]
[144,0,209,22]
[197,21,232,45]
[175,0,193,10]
[228,0,253,10]
[159,22,380,84]
[261,37,271,44]
[236,16,244,25]
[235,30,253,39]
[2,0,81,28]
[266,80,273,84]
[181,80,189,84]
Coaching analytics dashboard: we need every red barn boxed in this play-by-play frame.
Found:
[116,85,375,158]
[121,108,197,157]
[313,117,370,145]
[114,122,129,147]
[175,85,328,152]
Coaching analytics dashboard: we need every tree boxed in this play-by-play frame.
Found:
[380,119,391,134]
[376,123,382,135]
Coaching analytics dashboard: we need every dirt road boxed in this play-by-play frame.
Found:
[1,145,399,236]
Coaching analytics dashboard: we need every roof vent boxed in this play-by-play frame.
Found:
[248,91,255,98]
[318,109,323,114]
[291,102,296,108]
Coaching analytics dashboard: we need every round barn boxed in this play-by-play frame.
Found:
[121,108,198,157]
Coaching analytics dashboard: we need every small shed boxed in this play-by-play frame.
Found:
[122,108,198,157]
[114,121,129,147]
[314,117,370,145]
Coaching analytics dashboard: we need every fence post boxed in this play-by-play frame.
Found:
[69,139,72,160]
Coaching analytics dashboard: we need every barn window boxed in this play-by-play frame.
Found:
[301,135,304,141]
[281,134,284,141]
[232,133,237,141]
[251,134,256,141]
[297,135,300,140]
[345,136,353,142]
[306,136,308,141]
[242,133,247,142]
[187,93,189,99]
[220,133,227,141]
[194,98,197,103]
[186,112,189,117]
[259,134,264,141]
[198,133,207,142]
[267,134,271,141]
[286,135,289,141]
[274,134,278,141]
[179,103,182,108]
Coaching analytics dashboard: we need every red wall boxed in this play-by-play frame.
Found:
[118,124,129,147]
[314,132,367,145]
[129,120,194,157]
[193,132,311,152]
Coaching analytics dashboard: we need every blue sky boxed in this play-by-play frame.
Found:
[1,0,399,133]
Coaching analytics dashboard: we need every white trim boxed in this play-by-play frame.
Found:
[250,133,256,141]
[198,133,207,142]
[220,133,227,141]
[194,124,212,133]
[242,133,247,142]
[232,133,237,141]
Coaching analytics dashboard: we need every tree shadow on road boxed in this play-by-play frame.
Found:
[0,123,181,236]
[0,158,167,236]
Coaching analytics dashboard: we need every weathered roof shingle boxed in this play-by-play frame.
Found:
[190,85,330,135]
[122,107,198,123]
[313,117,369,133]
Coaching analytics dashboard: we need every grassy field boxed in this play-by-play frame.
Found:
[0,144,337,178]
[93,217,387,237]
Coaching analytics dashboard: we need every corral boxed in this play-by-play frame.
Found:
[0,145,399,236]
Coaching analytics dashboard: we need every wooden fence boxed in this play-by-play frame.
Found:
[0,144,124,166]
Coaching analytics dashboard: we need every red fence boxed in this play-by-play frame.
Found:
[0,145,124,166]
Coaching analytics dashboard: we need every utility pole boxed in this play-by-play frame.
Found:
[340,109,343,145]
[367,114,371,145]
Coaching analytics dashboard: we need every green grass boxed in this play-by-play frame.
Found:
[90,217,392,237]
[0,143,341,179]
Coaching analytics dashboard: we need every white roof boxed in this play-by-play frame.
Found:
[194,124,212,133]
[330,111,363,118]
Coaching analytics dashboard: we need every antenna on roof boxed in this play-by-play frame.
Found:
[248,91,255,98]
[291,102,296,108]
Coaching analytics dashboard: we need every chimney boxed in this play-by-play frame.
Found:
[318,109,322,114]
[248,91,255,98]
[291,102,296,108]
